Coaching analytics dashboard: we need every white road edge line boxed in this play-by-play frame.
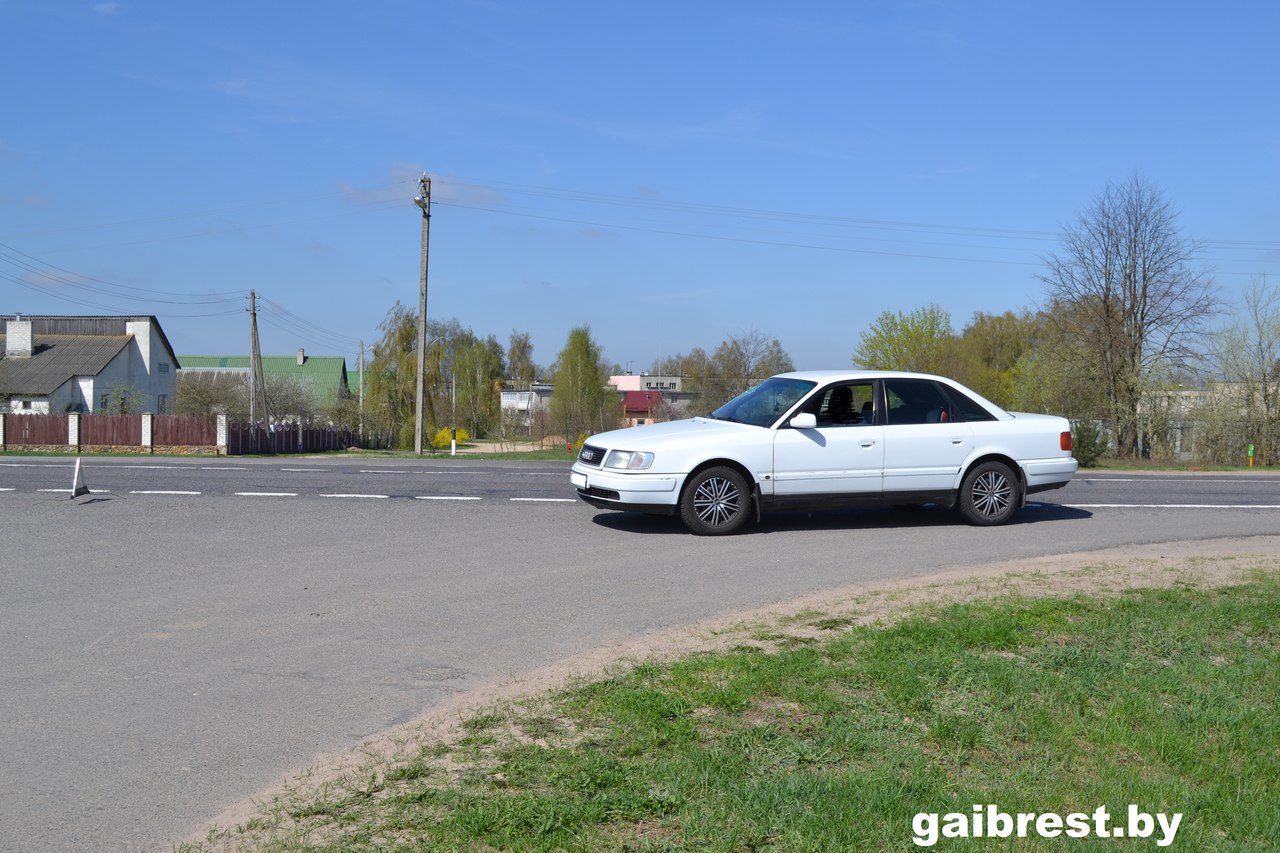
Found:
[321,494,389,499]
[129,490,201,495]
[235,492,298,497]
[1068,503,1280,509]
[414,496,482,501]
[510,497,577,502]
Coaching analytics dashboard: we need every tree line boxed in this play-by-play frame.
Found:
[173,175,1279,464]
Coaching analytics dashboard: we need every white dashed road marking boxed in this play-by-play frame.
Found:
[1067,503,1280,509]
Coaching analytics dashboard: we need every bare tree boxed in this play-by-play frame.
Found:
[1205,276,1280,464]
[1040,176,1217,457]
[704,330,795,406]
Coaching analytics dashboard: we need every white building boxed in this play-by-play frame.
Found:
[608,373,684,393]
[0,315,180,414]
[499,382,555,428]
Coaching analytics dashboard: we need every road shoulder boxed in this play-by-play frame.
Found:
[188,534,1280,848]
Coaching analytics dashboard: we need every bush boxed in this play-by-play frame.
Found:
[431,427,471,449]
[1071,420,1107,468]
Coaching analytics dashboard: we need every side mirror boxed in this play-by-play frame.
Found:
[789,413,817,429]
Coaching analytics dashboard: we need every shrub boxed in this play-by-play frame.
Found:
[431,427,471,449]
[1071,420,1106,467]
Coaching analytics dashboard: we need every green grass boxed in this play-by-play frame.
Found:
[189,576,1279,851]
[1091,456,1274,473]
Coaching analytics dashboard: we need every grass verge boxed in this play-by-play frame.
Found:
[188,571,1279,851]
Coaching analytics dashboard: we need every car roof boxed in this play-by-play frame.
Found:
[772,370,1013,418]
[774,369,950,382]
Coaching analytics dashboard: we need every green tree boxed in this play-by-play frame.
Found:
[507,330,537,386]
[451,334,506,437]
[549,326,618,442]
[1008,300,1108,422]
[853,304,956,374]
[953,310,1039,407]
[363,302,469,448]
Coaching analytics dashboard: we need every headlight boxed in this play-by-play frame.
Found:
[604,450,655,470]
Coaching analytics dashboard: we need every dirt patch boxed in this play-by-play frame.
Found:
[188,534,1280,847]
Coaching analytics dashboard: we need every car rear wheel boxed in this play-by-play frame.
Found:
[957,461,1018,526]
[680,466,751,535]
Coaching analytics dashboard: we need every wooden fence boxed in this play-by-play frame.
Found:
[80,414,142,446]
[225,421,358,455]
[0,413,358,455]
[155,415,220,446]
[2,414,68,445]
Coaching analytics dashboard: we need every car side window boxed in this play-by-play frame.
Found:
[883,379,954,425]
[810,382,876,426]
[942,386,997,421]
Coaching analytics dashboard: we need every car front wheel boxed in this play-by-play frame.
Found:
[680,466,751,535]
[957,461,1018,526]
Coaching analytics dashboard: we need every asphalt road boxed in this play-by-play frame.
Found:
[2,456,1280,851]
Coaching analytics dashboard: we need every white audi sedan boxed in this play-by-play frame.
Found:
[571,370,1078,535]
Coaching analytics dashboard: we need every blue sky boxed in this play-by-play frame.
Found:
[2,1,1278,374]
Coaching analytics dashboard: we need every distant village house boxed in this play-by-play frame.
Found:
[0,314,179,414]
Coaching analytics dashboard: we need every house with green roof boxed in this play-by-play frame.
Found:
[179,348,351,410]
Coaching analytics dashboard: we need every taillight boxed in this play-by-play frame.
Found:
[1060,431,1073,452]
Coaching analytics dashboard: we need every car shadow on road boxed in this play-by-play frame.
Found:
[589,502,1092,536]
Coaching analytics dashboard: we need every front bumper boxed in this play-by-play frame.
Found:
[570,464,681,514]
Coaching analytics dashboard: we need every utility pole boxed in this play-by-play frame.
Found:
[413,174,431,454]
[247,289,268,453]
[357,339,366,445]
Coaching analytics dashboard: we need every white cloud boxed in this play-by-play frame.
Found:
[92,2,121,16]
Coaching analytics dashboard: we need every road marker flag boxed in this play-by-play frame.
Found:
[71,457,90,499]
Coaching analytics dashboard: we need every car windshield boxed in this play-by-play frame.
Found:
[709,377,816,428]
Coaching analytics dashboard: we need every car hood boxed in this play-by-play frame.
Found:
[585,417,755,449]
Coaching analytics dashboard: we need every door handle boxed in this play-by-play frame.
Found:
[861,440,876,448]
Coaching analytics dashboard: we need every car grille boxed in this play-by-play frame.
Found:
[578,444,607,466]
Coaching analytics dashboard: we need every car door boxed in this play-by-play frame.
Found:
[880,378,974,493]
[770,381,884,496]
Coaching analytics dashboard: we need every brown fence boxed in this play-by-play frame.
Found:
[81,414,142,446]
[2,412,356,454]
[155,415,218,446]
[224,421,357,455]
[3,414,68,445]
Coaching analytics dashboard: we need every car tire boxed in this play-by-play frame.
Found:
[957,461,1018,526]
[680,466,751,535]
